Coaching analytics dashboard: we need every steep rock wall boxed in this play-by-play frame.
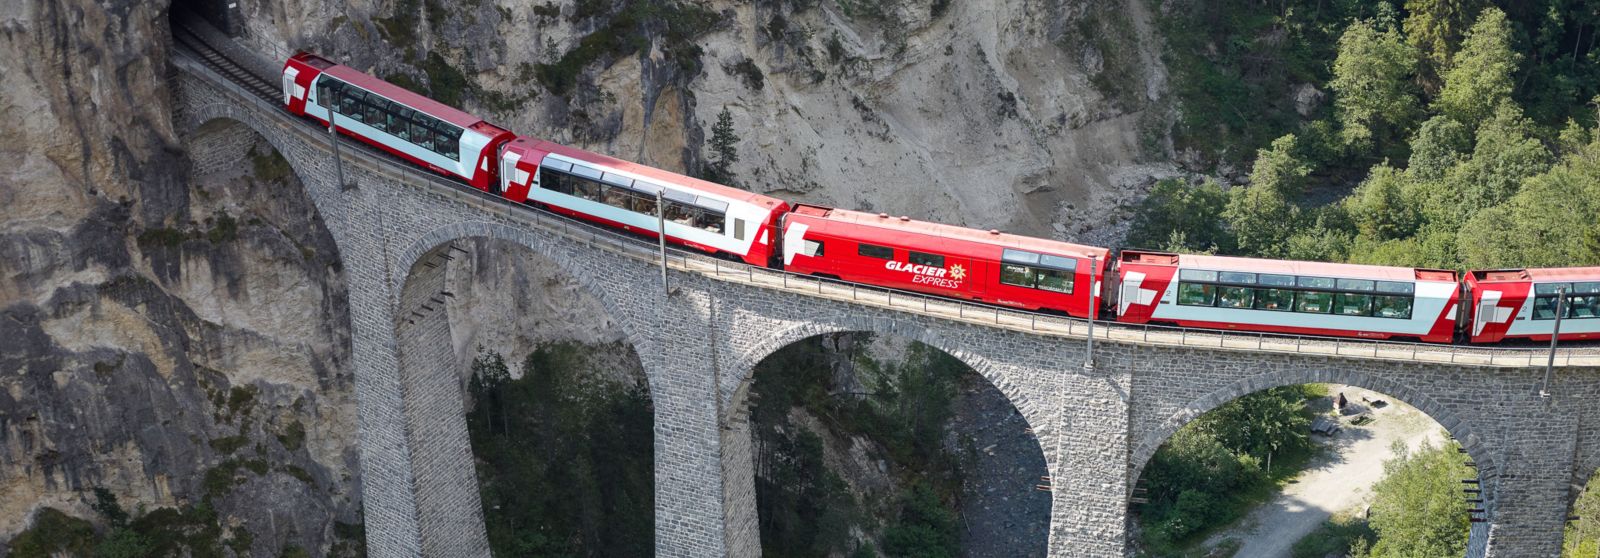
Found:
[0,1,360,554]
[224,0,1177,244]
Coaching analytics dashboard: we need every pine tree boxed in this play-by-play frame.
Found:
[707,106,740,184]
[1403,0,1485,77]
[1330,19,1420,153]
[1434,7,1520,126]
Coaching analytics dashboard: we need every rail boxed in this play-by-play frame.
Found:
[168,26,1600,369]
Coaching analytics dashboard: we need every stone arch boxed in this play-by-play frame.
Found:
[391,221,657,376]
[178,92,346,220]
[1127,368,1497,555]
[725,316,1040,438]
[388,227,659,555]
[724,314,1054,556]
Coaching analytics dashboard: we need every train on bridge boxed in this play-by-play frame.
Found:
[281,52,1600,345]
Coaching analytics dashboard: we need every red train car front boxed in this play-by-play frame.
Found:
[780,205,1109,318]
[1465,267,1600,343]
[280,52,513,191]
[1116,250,1459,343]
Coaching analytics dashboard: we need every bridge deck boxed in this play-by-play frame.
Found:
[169,27,1600,369]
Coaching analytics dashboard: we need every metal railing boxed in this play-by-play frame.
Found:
[170,40,1600,369]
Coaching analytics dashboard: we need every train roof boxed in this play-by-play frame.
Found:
[320,63,504,132]
[1122,249,1456,283]
[792,204,1110,261]
[507,136,787,209]
[1469,267,1600,283]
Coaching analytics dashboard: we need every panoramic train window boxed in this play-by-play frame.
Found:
[1170,271,1411,317]
[1217,286,1254,309]
[998,250,1075,294]
[859,244,893,259]
[909,251,944,268]
[1373,295,1413,319]
[1254,287,1293,311]
[1177,282,1217,306]
[1334,293,1373,316]
[1034,268,1073,293]
[1219,272,1256,284]
[537,167,726,233]
[316,78,463,161]
[802,240,824,257]
[1000,264,1034,289]
[1295,290,1334,313]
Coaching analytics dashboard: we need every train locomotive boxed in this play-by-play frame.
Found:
[282,53,1600,346]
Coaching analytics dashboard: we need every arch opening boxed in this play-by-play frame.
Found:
[395,237,654,556]
[737,331,1049,558]
[1130,382,1487,558]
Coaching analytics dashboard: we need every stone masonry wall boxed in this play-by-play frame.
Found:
[172,54,1600,558]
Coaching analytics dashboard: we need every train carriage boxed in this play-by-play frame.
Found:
[780,205,1109,318]
[1116,250,1460,343]
[498,137,789,267]
[1465,267,1600,343]
[281,52,513,191]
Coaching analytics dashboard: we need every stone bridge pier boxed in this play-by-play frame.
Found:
[170,51,1600,557]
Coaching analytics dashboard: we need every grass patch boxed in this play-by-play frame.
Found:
[137,227,189,249]
[280,464,316,484]
[422,51,471,108]
[1291,513,1375,558]
[535,0,719,96]
[204,212,238,244]
[209,435,249,455]
[248,145,292,184]
[227,385,257,418]
[277,420,307,451]
[728,57,765,91]
[5,508,96,558]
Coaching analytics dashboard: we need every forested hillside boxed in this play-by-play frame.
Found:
[1135,0,1600,270]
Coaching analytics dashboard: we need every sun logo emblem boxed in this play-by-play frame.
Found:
[949,264,966,281]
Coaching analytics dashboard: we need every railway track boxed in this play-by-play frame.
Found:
[171,22,277,101]
[164,19,1600,366]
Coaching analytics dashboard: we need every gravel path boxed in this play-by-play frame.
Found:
[1204,386,1445,558]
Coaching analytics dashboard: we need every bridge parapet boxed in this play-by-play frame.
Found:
[169,33,1600,558]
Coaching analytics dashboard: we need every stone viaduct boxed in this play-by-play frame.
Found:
[168,29,1600,557]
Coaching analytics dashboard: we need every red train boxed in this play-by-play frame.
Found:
[281,53,1600,345]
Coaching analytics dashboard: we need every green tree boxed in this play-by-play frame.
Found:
[1403,0,1485,76]
[1330,20,1421,153]
[706,106,740,184]
[1441,102,1554,224]
[1124,178,1235,253]
[1435,7,1520,126]
[1406,115,1472,180]
[1345,164,1422,241]
[1457,131,1600,268]
[1223,135,1310,257]
[1195,387,1315,465]
[1367,441,1473,557]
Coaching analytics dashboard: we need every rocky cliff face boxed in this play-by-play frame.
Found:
[0,0,360,554]
[225,0,1178,245]
[3,0,1181,552]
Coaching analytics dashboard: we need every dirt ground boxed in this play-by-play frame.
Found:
[1201,385,1446,558]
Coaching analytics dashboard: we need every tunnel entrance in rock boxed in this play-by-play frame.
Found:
[168,0,238,35]
[419,238,656,556]
[1130,384,1478,558]
[741,332,1049,558]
